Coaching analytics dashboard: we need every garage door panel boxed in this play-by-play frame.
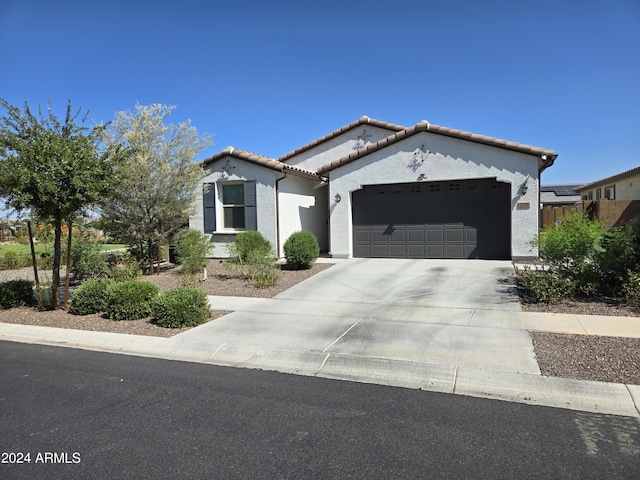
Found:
[389,244,407,257]
[427,227,444,242]
[446,245,465,258]
[354,228,371,242]
[388,228,406,242]
[407,228,425,242]
[446,227,465,242]
[427,244,445,257]
[372,244,389,257]
[352,179,510,259]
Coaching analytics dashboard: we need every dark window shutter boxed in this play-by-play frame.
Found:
[203,183,216,233]
[244,180,257,230]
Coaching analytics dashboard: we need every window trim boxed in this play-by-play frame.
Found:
[220,181,246,231]
[604,185,615,200]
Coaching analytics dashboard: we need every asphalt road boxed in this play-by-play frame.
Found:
[1,341,639,479]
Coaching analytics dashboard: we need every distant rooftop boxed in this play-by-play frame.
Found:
[540,184,585,197]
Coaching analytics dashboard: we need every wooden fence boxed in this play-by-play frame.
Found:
[540,200,640,230]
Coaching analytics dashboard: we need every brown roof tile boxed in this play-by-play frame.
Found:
[201,146,320,180]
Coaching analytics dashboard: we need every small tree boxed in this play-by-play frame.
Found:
[0,99,125,307]
[100,104,214,274]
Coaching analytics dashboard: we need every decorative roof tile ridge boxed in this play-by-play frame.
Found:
[277,116,406,162]
[317,121,558,175]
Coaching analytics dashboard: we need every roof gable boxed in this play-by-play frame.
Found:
[201,147,319,180]
[277,116,405,163]
[317,121,558,175]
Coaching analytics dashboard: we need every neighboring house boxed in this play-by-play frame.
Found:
[575,166,640,201]
[191,116,557,261]
[540,184,584,207]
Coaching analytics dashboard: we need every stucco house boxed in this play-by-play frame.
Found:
[576,166,640,201]
[190,116,557,261]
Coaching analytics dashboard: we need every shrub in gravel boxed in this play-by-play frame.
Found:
[175,229,212,275]
[69,278,115,315]
[152,286,211,328]
[227,230,273,263]
[0,279,33,309]
[106,280,158,321]
[283,230,319,270]
[1,251,20,269]
[516,265,574,304]
[226,230,279,288]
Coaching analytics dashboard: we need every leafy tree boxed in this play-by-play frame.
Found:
[0,99,124,307]
[100,104,213,273]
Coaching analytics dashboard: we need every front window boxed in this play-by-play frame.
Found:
[222,183,245,229]
[596,188,602,200]
[605,185,615,200]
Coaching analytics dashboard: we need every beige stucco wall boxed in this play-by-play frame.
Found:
[326,131,540,259]
[579,172,640,201]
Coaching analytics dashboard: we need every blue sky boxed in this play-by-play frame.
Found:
[1,0,638,216]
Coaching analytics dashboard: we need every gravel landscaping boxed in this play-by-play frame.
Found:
[0,260,333,338]
[0,260,638,385]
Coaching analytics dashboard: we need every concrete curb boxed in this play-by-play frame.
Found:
[2,322,638,418]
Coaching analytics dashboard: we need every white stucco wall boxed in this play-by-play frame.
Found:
[190,155,278,257]
[284,125,395,171]
[277,176,329,257]
[327,131,540,260]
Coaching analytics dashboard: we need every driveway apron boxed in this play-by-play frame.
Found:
[177,259,539,375]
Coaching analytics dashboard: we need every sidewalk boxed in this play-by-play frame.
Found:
[2,296,639,418]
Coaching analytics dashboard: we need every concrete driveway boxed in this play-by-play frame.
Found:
[176,259,539,376]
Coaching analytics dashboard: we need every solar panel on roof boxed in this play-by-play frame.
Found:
[540,185,583,196]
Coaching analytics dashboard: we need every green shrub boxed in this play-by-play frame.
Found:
[246,257,280,288]
[69,278,115,315]
[70,240,108,280]
[106,252,141,281]
[516,265,574,304]
[152,287,211,328]
[534,212,604,294]
[283,230,320,270]
[623,270,640,307]
[106,280,159,320]
[37,285,57,311]
[1,251,20,269]
[38,253,54,269]
[227,230,273,263]
[0,279,33,309]
[595,227,638,295]
[175,229,212,274]
[226,230,279,288]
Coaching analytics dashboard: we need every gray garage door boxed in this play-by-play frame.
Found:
[352,179,511,259]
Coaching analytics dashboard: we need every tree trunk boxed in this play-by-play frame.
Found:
[52,219,62,309]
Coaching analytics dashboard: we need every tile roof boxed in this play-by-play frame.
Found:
[277,115,406,162]
[201,146,320,180]
[317,121,558,175]
[202,117,558,180]
[575,166,640,191]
